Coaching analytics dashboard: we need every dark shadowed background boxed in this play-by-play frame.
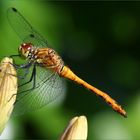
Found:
[0,1,140,139]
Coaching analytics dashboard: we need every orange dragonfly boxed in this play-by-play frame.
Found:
[7,7,126,117]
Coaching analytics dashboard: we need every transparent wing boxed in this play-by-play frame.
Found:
[13,65,66,115]
[7,7,48,47]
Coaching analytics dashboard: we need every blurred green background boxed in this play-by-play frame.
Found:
[0,1,140,139]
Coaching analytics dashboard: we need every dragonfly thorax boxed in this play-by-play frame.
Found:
[35,48,64,74]
[19,43,34,59]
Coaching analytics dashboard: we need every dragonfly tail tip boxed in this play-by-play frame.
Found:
[123,113,127,118]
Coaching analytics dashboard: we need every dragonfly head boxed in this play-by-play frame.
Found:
[19,43,33,59]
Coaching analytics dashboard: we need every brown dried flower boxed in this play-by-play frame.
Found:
[60,116,88,140]
[0,57,17,134]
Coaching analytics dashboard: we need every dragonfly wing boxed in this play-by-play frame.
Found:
[13,65,66,115]
[7,7,48,47]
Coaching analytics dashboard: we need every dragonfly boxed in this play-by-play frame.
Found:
[7,7,126,117]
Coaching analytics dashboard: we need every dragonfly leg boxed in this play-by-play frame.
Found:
[9,54,32,69]
[0,61,31,80]
[19,64,36,87]
[14,65,36,104]
[19,66,30,79]
[18,64,36,91]
[9,54,20,58]
[8,64,35,102]
[5,66,31,80]
[10,61,32,69]
[8,93,17,102]
[9,61,33,79]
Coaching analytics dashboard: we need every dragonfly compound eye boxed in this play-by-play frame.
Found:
[19,43,33,59]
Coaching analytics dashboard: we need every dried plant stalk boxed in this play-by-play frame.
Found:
[0,57,17,134]
[60,116,88,140]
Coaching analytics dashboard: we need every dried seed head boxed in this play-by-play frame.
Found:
[0,57,17,134]
[60,116,88,140]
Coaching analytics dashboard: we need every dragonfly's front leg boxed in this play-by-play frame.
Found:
[9,61,33,79]
[2,55,32,79]
[10,54,32,68]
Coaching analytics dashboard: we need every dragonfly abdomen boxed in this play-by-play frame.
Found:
[60,66,126,117]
